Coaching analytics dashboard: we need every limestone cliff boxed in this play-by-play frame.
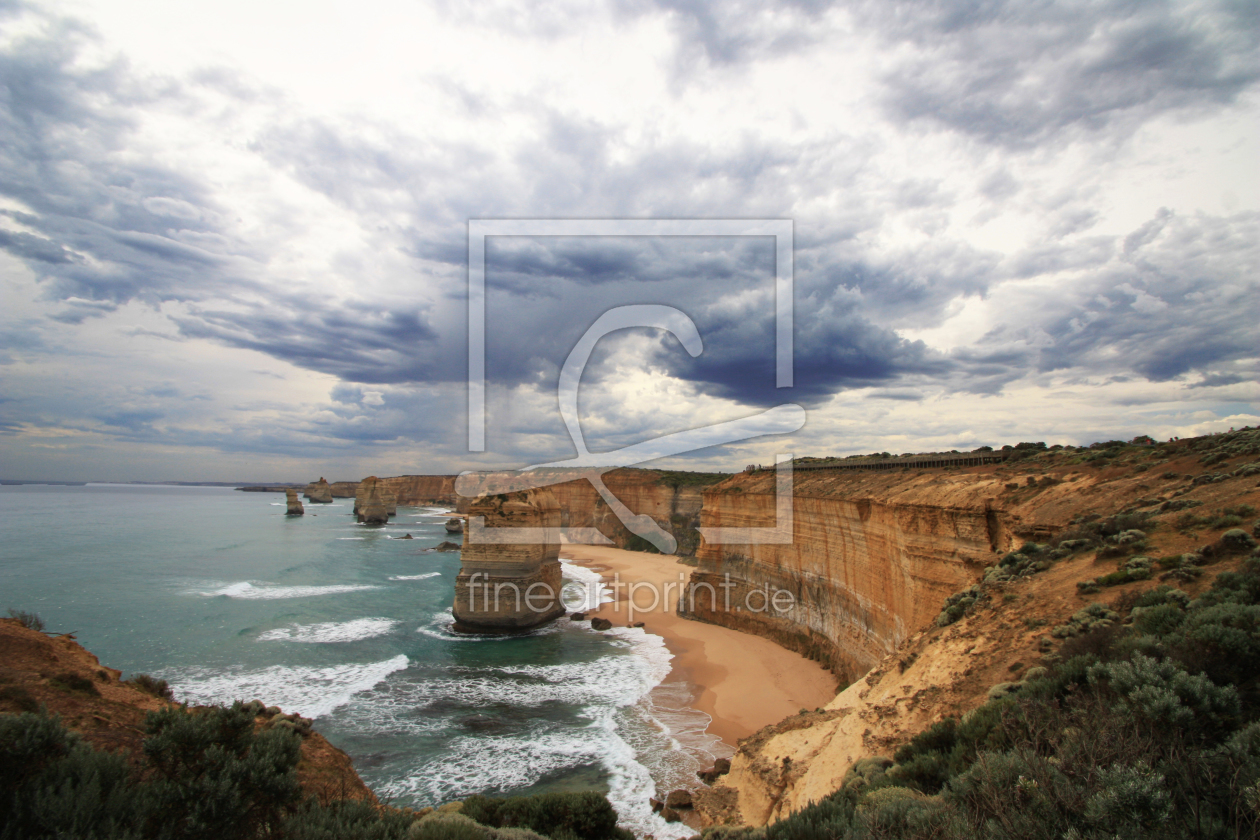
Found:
[454,469,722,555]
[452,489,566,632]
[285,488,304,516]
[692,435,1260,827]
[318,475,458,506]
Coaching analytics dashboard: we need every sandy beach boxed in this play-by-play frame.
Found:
[561,545,837,746]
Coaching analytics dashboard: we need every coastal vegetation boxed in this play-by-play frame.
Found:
[0,701,630,840]
[711,555,1260,840]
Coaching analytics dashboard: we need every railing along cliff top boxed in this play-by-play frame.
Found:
[783,452,1011,472]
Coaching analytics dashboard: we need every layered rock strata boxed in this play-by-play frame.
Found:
[685,469,1027,683]
[353,477,397,518]
[452,489,566,632]
[453,469,713,555]
[304,477,333,503]
[285,488,304,516]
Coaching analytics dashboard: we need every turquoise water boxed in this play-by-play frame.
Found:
[0,484,722,838]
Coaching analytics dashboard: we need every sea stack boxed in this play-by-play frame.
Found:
[354,477,396,519]
[285,488,304,516]
[306,477,333,503]
[452,489,565,632]
[357,477,390,525]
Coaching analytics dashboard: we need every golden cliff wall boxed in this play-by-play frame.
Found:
[548,470,709,555]
[685,468,1050,684]
[452,469,714,556]
[315,475,459,505]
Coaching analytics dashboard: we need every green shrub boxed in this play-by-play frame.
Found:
[765,788,857,840]
[459,792,631,840]
[49,671,100,696]
[6,608,46,631]
[1088,654,1240,733]
[283,799,415,840]
[1081,762,1173,838]
[0,684,39,712]
[125,673,175,701]
[410,813,493,840]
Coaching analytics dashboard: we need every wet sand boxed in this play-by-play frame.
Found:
[561,545,837,746]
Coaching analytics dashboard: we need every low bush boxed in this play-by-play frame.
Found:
[48,671,99,696]
[460,792,632,840]
[0,684,39,712]
[6,608,45,632]
[125,673,175,700]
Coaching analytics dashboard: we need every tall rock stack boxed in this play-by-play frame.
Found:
[452,489,565,632]
[357,478,390,525]
[285,488,305,516]
[305,477,333,503]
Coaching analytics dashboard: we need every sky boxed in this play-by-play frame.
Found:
[1,0,1258,482]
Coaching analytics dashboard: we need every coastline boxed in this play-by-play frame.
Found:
[560,545,838,746]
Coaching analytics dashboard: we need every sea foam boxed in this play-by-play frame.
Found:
[389,572,442,581]
[257,618,397,643]
[165,655,409,719]
[194,581,381,599]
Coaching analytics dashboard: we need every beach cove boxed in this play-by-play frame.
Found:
[562,546,838,746]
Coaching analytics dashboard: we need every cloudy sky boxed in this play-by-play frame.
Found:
[1,0,1257,482]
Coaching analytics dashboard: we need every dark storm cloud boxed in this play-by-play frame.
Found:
[3,0,1257,463]
[0,16,266,307]
[173,300,443,386]
[978,209,1260,383]
[863,0,1260,146]
[0,228,75,263]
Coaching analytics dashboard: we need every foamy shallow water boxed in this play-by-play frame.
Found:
[0,484,721,839]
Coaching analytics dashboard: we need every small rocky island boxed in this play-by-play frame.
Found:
[305,477,333,503]
[285,488,304,516]
[452,488,565,632]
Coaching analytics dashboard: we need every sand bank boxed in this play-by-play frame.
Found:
[561,545,837,746]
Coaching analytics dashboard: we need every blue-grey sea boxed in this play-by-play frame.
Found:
[0,483,723,838]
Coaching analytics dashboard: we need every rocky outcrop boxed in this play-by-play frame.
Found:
[304,477,333,503]
[356,478,390,525]
[285,488,304,516]
[452,489,566,632]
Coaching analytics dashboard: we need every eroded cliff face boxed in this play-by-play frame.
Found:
[685,469,1035,683]
[547,470,709,555]
[694,446,1260,827]
[318,476,459,506]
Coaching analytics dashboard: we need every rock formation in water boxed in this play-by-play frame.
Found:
[285,488,304,516]
[356,477,390,525]
[452,489,565,632]
[305,477,333,503]
[353,477,397,519]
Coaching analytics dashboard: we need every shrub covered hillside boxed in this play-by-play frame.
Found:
[708,544,1260,840]
[0,701,632,840]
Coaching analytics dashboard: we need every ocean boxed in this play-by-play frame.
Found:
[0,483,727,838]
